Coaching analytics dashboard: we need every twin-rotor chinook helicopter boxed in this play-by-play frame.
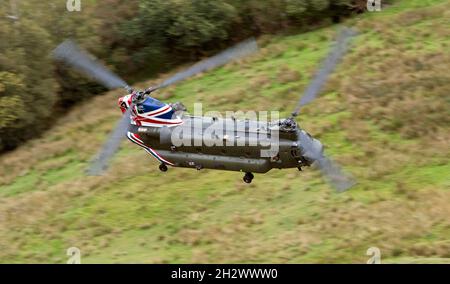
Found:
[53,28,357,191]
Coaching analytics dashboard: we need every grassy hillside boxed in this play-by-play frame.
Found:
[0,0,449,263]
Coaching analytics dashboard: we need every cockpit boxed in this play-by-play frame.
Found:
[136,96,174,119]
[136,97,165,113]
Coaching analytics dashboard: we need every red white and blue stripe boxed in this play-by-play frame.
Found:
[127,132,174,166]
[132,104,183,127]
[118,94,184,127]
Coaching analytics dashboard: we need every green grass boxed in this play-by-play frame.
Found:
[0,0,449,263]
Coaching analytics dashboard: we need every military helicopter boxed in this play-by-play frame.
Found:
[53,28,356,191]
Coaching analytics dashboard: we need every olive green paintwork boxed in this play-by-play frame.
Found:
[129,115,310,173]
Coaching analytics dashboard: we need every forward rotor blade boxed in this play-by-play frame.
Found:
[87,108,131,176]
[149,38,258,92]
[53,40,129,90]
[292,27,357,116]
[315,156,356,192]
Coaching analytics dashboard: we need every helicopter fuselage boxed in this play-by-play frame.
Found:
[126,115,311,176]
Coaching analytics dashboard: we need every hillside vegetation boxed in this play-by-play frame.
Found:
[0,0,449,263]
[0,0,361,151]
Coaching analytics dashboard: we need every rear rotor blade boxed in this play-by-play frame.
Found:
[87,108,132,176]
[292,27,357,117]
[53,40,129,90]
[147,38,258,92]
[315,156,356,192]
[297,129,355,192]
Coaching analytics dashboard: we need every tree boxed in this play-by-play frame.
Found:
[0,6,57,150]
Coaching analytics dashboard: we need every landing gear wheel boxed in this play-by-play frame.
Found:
[159,164,168,172]
[243,172,254,184]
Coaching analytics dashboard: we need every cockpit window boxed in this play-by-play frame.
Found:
[147,97,164,107]
[137,97,167,113]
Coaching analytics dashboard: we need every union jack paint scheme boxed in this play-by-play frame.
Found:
[126,131,174,166]
[118,92,183,127]
[119,91,181,166]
